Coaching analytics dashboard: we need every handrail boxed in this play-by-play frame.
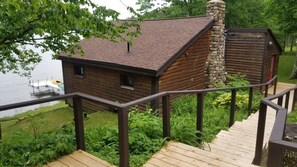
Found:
[253,84,297,166]
[0,75,278,167]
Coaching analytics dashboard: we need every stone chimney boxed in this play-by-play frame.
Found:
[205,0,226,87]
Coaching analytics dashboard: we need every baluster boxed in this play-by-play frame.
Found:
[248,87,254,116]
[229,89,236,127]
[118,107,129,167]
[162,95,170,139]
[73,96,85,150]
[197,93,204,142]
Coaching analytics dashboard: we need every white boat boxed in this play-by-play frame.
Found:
[29,79,64,95]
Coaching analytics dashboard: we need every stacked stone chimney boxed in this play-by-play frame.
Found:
[205,0,226,87]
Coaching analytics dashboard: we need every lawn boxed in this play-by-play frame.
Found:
[278,47,297,84]
[0,102,117,142]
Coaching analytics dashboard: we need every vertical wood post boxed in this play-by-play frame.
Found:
[248,87,254,116]
[267,142,283,167]
[278,96,283,106]
[273,77,277,95]
[229,89,236,127]
[292,89,297,111]
[253,102,267,165]
[265,84,269,97]
[285,91,290,110]
[73,96,85,150]
[196,93,204,142]
[118,107,129,167]
[162,95,170,139]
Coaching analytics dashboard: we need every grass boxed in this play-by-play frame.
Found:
[278,47,297,84]
[0,102,117,142]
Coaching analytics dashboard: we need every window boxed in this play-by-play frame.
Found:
[74,65,84,77]
[120,75,135,89]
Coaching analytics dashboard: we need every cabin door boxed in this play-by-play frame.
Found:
[269,54,276,80]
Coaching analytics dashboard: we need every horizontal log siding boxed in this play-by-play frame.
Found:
[159,29,211,100]
[62,62,152,111]
[226,32,265,85]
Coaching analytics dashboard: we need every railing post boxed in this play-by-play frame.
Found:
[265,84,269,97]
[292,89,297,111]
[248,87,254,116]
[229,89,236,127]
[285,91,290,110]
[253,102,267,165]
[118,107,129,167]
[273,77,278,95]
[73,96,85,150]
[267,142,283,167]
[196,93,204,142]
[162,95,170,139]
[277,96,283,106]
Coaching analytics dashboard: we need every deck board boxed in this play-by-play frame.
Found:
[44,150,114,167]
[144,99,278,167]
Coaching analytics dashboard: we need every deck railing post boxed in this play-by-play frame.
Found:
[267,142,283,167]
[285,91,290,110]
[265,84,269,97]
[248,87,254,116]
[229,89,236,127]
[118,107,129,167]
[162,95,170,139]
[292,89,297,111]
[273,77,277,95]
[253,102,267,165]
[277,96,283,106]
[196,93,204,142]
[73,96,85,150]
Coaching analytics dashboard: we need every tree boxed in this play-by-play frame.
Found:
[266,0,297,78]
[137,0,266,28]
[0,0,140,76]
[136,0,206,19]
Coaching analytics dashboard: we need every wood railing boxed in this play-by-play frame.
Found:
[252,84,297,166]
[0,76,277,167]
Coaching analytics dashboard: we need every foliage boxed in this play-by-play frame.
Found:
[0,74,264,166]
[0,124,76,166]
[136,0,267,28]
[278,52,297,83]
[0,0,141,76]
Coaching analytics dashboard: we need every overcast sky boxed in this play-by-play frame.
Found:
[93,0,139,19]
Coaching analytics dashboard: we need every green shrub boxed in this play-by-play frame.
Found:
[0,124,75,167]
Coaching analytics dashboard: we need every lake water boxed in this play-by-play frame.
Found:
[0,51,63,118]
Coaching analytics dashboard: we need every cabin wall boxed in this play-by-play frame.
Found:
[159,29,211,94]
[62,62,152,111]
[262,34,280,83]
[225,31,266,85]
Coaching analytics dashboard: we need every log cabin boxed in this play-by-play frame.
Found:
[225,29,282,87]
[59,17,214,111]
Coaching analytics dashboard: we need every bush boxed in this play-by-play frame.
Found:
[0,124,75,166]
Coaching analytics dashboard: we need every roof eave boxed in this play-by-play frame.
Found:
[156,19,214,77]
[58,56,157,77]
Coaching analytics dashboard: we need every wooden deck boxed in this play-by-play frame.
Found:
[144,108,276,167]
[43,150,114,167]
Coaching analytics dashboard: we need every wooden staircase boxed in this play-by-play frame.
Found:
[144,109,276,167]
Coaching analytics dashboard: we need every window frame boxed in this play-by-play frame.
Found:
[120,74,135,90]
[74,65,84,78]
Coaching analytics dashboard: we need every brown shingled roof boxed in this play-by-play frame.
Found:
[59,17,213,76]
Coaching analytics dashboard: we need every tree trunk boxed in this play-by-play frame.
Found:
[290,37,294,52]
